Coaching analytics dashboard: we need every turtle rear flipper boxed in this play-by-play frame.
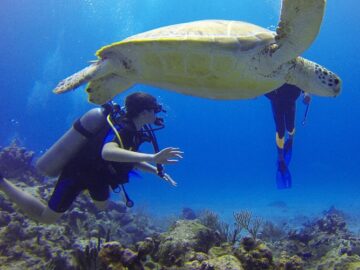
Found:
[269,0,326,65]
[86,75,133,104]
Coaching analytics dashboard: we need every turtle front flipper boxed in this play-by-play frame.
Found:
[86,75,133,104]
[267,0,326,65]
[53,59,111,94]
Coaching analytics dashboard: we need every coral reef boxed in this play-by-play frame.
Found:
[1,142,360,269]
[234,237,274,270]
[260,220,288,242]
[0,139,43,183]
[268,206,360,269]
[0,143,162,269]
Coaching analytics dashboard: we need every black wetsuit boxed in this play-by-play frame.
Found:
[265,83,302,138]
[48,118,145,213]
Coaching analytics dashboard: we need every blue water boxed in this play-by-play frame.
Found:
[1,0,359,222]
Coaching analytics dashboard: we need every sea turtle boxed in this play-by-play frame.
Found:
[54,0,341,104]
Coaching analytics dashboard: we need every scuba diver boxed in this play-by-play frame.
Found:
[265,83,311,189]
[0,92,183,224]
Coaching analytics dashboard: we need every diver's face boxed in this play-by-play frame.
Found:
[141,109,156,124]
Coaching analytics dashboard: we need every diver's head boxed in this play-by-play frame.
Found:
[125,92,164,126]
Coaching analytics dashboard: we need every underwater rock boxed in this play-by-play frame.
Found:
[121,248,139,266]
[5,220,26,240]
[157,219,221,266]
[234,237,274,270]
[0,196,15,213]
[315,253,360,270]
[98,241,125,269]
[276,252,304,270]
[187,251,210,262]
[183,260,208,270]
[136,237,155,259]
[241,236,257,251]
[178,251,210,270]
[206,244,244,270]
[208,254,244,270]
[169,244,243,270]
[98,241,144,269]
[0,211,11,226]
[208,244,232,258]
[143,260,161,269]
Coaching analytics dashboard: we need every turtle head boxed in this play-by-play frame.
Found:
[311,63,342,97]
[286,58,342,97]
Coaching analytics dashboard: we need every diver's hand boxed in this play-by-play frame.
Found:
[161,173,177,187]
[153,147,183,164]
[302,93,311,105]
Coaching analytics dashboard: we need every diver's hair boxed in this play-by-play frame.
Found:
[125,92,158,118]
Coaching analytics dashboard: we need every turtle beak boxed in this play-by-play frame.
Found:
[332,77,342,97]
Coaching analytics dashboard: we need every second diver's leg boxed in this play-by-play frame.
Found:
[270,101,286,163]
[88,182,110,211]
[0,177,63,223]
[269,101,292,189]
[284,102,297,164]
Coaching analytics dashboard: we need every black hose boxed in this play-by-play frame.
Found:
[302,104,310,126]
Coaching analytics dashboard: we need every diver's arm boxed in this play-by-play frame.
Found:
[135,162,157,173]
[102,142,153,163]
[102,142,183,164]
[135,162,178,186]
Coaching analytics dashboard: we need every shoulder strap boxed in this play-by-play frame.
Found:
[73,119,94,138]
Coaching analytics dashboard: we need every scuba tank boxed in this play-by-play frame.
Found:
[36,108,108,177]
